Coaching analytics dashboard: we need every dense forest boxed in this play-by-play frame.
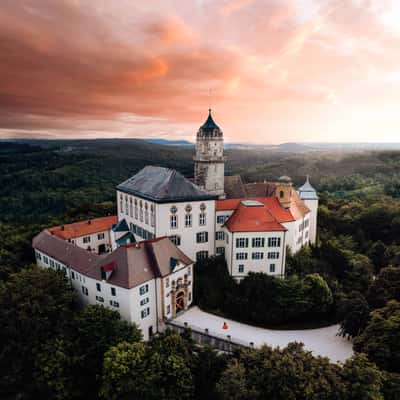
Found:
[1,139,400,399]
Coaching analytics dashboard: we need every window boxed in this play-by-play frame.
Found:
[50,259,55,268]
[196,231,208,243]
[196,251,208,261]
[129,198,133,217]
[145,203,149,224]
[167,305,171,315]
[217,215,226,224]
[141,307,150,318]
[134,199,138,219]
[216,231,225,241]
[170,215,177,229]
[270,264,276,273]
[252,252,264,260]
[238,264,244,273]
[305,219,309,228]
[125,196,128,215]
[188,292,192,302]
[120,194,123,213]
[98,233,105,240]
[236,252,248,260]
[169,235,181,246]
[166,277,169,288]
[81,286,88,296]
[150,204,155,227]
[71,271,75,279]
[110,300,119,308]
[185,213,192,227]
[96,283,101,292]
[139,201,143,222]
[185,204,192,213]
[139,284,149,295]
[216,247,225,255]
[305,230,309,238]
[96,295,104,303]
[236,238,249,248]
[280,190,284,198]
[267,252,280,259]
[252,238,265,247]
[188,266,191,275]
[140,297,149,306]
[83,236,91,244]
[199,213,206,226]
[111,287,116,296]
[35,251,41,260]
[268,237,281,247]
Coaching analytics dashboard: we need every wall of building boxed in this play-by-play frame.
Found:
[156,200,216,261]
[116,191,156,240]
[69,229,112,254]
[303,199,318,245]
[223,230,286,279]
[282,213,310,253]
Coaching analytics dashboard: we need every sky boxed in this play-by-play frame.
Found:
[1,0,400,144]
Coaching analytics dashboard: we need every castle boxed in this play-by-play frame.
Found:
[33,110,318,339]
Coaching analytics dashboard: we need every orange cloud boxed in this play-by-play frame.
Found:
[1,0,400,143]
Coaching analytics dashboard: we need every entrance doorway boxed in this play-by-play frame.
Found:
[148,326,153,338]
[98,244,106,254]
[175,291,185,315]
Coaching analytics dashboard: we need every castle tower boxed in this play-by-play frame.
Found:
[298,175,319,245]
[276,175,293,209]
[194,109,226,197]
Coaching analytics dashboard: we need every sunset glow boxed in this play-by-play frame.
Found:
[1,0,400,143]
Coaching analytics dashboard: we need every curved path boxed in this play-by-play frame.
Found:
[174,306,353,362]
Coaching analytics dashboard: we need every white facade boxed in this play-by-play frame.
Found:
[34,247,193,341]
[223,230,286,279]
[117,189,215,262]
[70,230,112,254]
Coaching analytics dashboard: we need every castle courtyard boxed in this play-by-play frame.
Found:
[175,306,354,363]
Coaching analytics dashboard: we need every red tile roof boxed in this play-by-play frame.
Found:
[225,201,287,232]
[49,216,118,240]
[216,193,310,223]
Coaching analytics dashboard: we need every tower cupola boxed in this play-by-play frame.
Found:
[194,109,226,198]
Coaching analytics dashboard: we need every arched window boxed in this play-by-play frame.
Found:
[139,200,143,222]
[280,190,284,198]
[129,198,133,217]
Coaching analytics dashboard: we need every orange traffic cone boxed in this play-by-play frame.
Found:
[222,322,228,330]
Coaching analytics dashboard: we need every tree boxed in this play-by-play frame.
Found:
[34,337,82,400]
[367,267,400,309]
[72,305,142,396]
[302,273,333,314]
[192,346,228,400]
[216,359,251,400]
[341,353,384,400]
[0,266,74,398]
[343,254,374,295]
[354,300,400,373]
[99,341,146,400]
[338,291,370,338]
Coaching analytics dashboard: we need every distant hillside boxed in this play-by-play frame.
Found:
[143,138,194,146]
